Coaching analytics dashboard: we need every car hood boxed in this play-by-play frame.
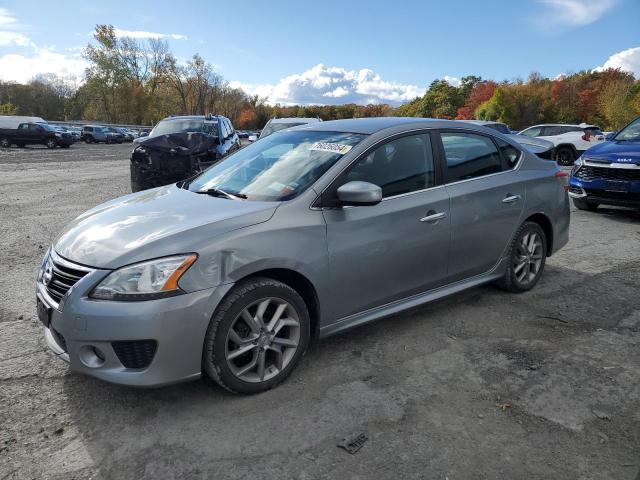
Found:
[583,140,640,164]
[54,185,278,269]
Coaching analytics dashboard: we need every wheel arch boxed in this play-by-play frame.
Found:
[555,143,577,154]
[524,212,554,256]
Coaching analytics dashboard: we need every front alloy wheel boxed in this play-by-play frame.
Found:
[46,138,56,149]
[225,298,301,383]
[203,277,310,394]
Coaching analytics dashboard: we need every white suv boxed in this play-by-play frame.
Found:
[518,123,604,165]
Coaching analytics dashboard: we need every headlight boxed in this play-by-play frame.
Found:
[571,155,584,175]
[90,254,197,301]
[55,133,61,137]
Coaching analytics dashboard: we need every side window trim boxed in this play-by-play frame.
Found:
[434,128,519,185]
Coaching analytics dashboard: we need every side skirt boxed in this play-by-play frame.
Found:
[319,258,507,338]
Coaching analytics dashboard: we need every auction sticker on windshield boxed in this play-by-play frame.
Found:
[310,142,353,155]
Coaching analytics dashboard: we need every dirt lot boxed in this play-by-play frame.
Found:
[1,143,639,480]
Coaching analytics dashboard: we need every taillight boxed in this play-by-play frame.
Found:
[555,171,569,192]
[582,133,590,141]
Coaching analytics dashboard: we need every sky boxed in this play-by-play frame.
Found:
[0,0,638,106]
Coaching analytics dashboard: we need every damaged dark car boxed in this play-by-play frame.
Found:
[130,114,241,192]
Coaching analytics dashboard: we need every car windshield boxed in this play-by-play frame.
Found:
[614,118,640,141]
[150,119,218,137]
[261,122,307,138]
[185,130,365,201]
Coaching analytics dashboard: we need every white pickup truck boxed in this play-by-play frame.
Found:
[518,123,605,166]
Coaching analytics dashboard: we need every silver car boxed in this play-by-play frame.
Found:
[36,118,570,394]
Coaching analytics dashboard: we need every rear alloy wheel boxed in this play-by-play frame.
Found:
[573,199,599,211]
[45,138,57,149]
[0,137,10,148]
[555,147,575,166]
[497,221,547,293]
[203,278,310,394]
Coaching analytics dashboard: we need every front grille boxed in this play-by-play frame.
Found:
[574,165,640,181]
[111,340,157,369]
[44,252,92,304]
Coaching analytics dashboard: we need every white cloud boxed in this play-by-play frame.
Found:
[0,8,17,27]
[443,75,461,87]
[0,49,87,84]
[113,28,187,41]
[536,0,617,27]
[594,46,640,78]
[0,31,34,48]
[230,64,424,106]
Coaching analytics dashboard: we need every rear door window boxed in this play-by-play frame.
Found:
[542,126,567,136]
[520,126,542,137]
[496,139,521,168]
[440,132,503,182]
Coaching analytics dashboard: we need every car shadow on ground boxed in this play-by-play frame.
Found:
[578,205,640,224]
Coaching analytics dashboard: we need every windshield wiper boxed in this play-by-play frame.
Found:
[196,188,247,200]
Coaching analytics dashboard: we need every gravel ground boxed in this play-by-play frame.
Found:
[1,143,639,480]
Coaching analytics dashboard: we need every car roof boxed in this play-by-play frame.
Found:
[161,115,221,122]
[299,117,460,134]
[269,117,321,124]
[462,120,506,126]
[525,123,598,128]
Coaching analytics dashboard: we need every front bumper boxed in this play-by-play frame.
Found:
[569,179,640,208]
[37,257,233,387]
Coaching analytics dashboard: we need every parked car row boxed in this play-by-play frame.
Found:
[81,125,142,144]
[0,116,74,149]
[0,115,154,149]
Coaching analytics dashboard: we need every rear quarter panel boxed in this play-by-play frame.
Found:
[519,153,570,254]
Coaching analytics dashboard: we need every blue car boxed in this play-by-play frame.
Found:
[569,116,640,211]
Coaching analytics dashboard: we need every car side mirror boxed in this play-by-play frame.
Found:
[605,132,616,141]
[336,181,382,207]
[248,135,257,142]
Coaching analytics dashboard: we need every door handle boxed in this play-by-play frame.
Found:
[420,211,447,223]
[502,194,521,204]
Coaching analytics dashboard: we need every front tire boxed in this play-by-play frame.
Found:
[45,138,57,149]
[0,137,10,148]
[573,199,599,211]
[555,147,575,166]
[203,277,310,394]
[496,221,547,293]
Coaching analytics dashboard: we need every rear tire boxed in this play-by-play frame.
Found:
[555,147,575,166]
[202,277,310,394]
[573,199,599,211]
[496,221,547,293]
